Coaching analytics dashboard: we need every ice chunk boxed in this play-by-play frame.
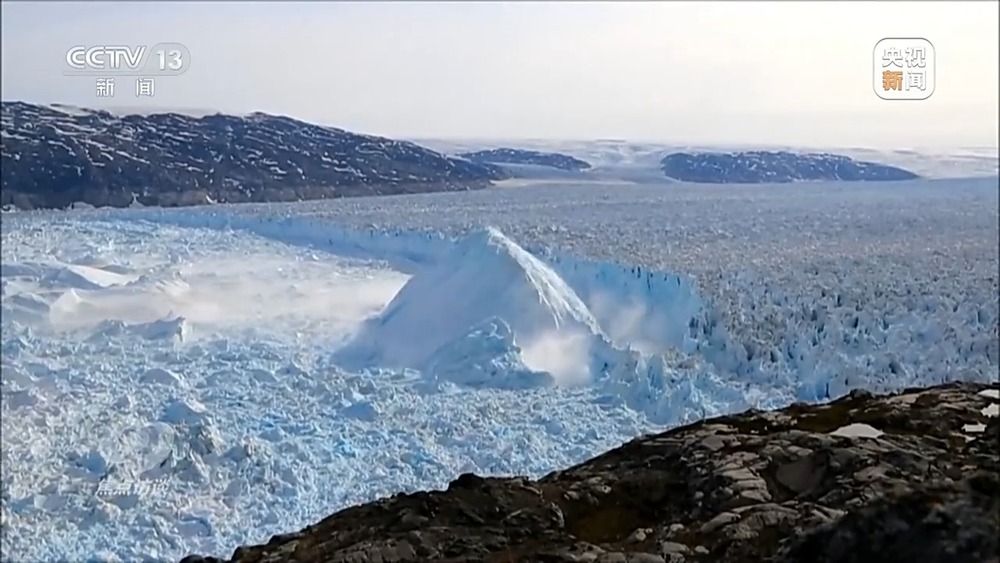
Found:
[337,227,602,373]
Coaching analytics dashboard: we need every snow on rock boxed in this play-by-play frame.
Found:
[829,423,885,439]
[337,227,604,384]
[659,151,919,184]
[417,138,999,180]
[0,100,506,211]
[962,423,987,434]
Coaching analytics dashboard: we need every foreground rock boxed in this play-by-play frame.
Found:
[660,151,919,183]
[0,102,507,210]
[182,382,999,562]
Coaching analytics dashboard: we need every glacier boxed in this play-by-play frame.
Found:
[74,209,749,412]
[2,177,997,562]
[78,202,998,408]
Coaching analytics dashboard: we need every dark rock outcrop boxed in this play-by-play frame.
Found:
[660,151,919,184]
[459,148,592,172]
[180,382,999,563]
[0,101,508,210]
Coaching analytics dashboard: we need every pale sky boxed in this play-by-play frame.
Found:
[1,1,997,148]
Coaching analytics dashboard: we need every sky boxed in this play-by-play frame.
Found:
[1,1,997,148]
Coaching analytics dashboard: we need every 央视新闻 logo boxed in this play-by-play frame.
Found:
[873,37,935,101]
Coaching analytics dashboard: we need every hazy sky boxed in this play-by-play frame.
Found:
[1,1,997,148]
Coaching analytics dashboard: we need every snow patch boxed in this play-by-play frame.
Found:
[828,423,884,439]
[413,138,999,180]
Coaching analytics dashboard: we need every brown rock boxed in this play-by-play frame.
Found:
[178,382,999,563]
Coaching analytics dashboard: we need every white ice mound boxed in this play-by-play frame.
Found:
[1,293,53,325]
[423,317,555,389]
[3,262,140,290]
[89,315,191,342]
[337,227,603,375]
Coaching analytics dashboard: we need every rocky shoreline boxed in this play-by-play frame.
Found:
[0,102,504,211]
[180,381,999,562]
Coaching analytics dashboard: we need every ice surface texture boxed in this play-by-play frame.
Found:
[2,175,997,561]
[106,176,999,399]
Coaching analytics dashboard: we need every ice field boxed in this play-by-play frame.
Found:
[2,176,999,561]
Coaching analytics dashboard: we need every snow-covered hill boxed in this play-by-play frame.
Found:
[415,138,999,181]
[0,102,506,210]
[659,151,918,183]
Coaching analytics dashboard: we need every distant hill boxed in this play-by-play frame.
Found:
[660,151,919,183]
[0,101,508,210]
[458,148,592,172]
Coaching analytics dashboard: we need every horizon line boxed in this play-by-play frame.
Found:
[3,99,998,152]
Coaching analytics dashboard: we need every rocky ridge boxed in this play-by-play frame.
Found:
[180,381,1000,563]
[660,151,919,183]
[459,148,593,172]
[0,102,507,210]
